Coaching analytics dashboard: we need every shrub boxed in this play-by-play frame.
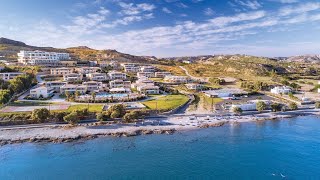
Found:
[232,107,243,115]
[96,112,109,121]
[315,102,320,109]
[256,101,267,112]
[271,103,282,112]
[31,108,50,123]
[63,112,79,125]
[52,112,68,122]
[110,111,121,119]
[289,102,298,110]
[123,111,140,123]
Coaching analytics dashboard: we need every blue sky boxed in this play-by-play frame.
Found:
[0,0,320,57]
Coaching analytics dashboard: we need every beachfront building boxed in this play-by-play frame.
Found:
[45,81,67,92]
[17,50,70,66]
[82,81,105,92]
[121,63,140,73]
[109,80,131,89]
[50,67,74,76]
[60,84,86,94]
[137,84,160,94]
[76,67,101,74]
[137,72,155,78]
[0,72,24,81]
[63,73,83,82]
[204,88,248,98]
[231,100,271,111]
[155,72,172,78]
[185,83,204,91]
[109,87,131,94]
[270,86,292,95]
[108,71,126,80]
[140,66,155,72]
[164,75,191,84]
[30,86,54,99]
[86,73,108,81]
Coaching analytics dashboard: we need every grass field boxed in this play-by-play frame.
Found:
[65,104,104,113]
[142,95,189,112]
[155,65,186,76]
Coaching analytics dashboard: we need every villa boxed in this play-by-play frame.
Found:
[63,73,83,82]
[0,72,24,81]
[82,81,105,92]
[45,81,67,92]
[186,83,204,91]
[140,66,155,72]
[109,79,131,89]
[137,72,155,78]
[137,84,160,94]
[87,73,108,81]
[30,86,54,99]
[50,67,74,76]
[270,86,292,94]
[60,84,86,94]
[164,75,191,83]
[121,63,140,73]
[17,50,70,66]
[108,71,126,80]
[155,72,172,78]
[77,67,101,74]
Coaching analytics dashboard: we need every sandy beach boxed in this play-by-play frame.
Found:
[1,109,319,145]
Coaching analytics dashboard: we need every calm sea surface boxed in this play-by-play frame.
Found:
[1,116,320,180]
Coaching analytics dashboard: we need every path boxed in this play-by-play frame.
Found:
[179,66,208,82]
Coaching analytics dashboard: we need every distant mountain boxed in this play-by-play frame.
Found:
[283,55,320,63]
[0,37,155,63]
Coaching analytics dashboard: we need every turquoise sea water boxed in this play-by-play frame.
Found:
[1,116,320,179]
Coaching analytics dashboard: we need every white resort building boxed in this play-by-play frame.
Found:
[0,72,24,81]
[63,73,83,82]
[109,80,131,89]
[121,63,140,73]
[77,67,101,74]
[18,50,70,66]
[108,71,126,80]
[155,72,172,78]
[185,83,204,91]
[137,72,155,78]
[50,67,74,76]
[87,73,108,81]
[45,81,67,92]
[30,86,54,99]
[270,86,292,94]
[164,75,191,83]
[140,66,155,72]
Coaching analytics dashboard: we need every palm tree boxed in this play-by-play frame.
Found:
[75,91,81,100]
[91,91,97,104]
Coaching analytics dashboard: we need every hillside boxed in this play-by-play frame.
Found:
[0,37,154,63]
[284,55,320,63]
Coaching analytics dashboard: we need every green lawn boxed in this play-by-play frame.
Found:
[9,101,53,106]
[142,95,189,112]
[66,104,104,113]
[200,94,223,105]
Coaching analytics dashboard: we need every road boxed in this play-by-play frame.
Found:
[179,66,208,83]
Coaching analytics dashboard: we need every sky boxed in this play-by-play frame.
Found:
[0,0,320,57]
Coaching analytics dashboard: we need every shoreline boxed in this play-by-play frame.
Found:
[1,110,319,146]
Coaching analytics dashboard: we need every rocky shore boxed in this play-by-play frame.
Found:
[0,109,319,146]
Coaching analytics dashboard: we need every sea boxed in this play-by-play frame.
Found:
[1,116,320,180]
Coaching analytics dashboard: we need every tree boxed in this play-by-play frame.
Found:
[0,90,11,104]
[75,91,81,99]
[289,102,298,110]
[256,101,267,112]
[31,108,50,123]
[91,91,96,103]
[110,111,121,119]
[232,107,243,115]
[271,103,282,112]
[96,112,110,121]
[63,112,79,125]
[315,102,320,109]
[123,111,139,123]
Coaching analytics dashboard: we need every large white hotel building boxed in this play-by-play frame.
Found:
[18,50,70,66]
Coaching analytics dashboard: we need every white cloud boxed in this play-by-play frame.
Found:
[234,0,262,10]
[204,8,215,16]
[119,2,155,15]
[279,2,320,16]
[162,7,172,14]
